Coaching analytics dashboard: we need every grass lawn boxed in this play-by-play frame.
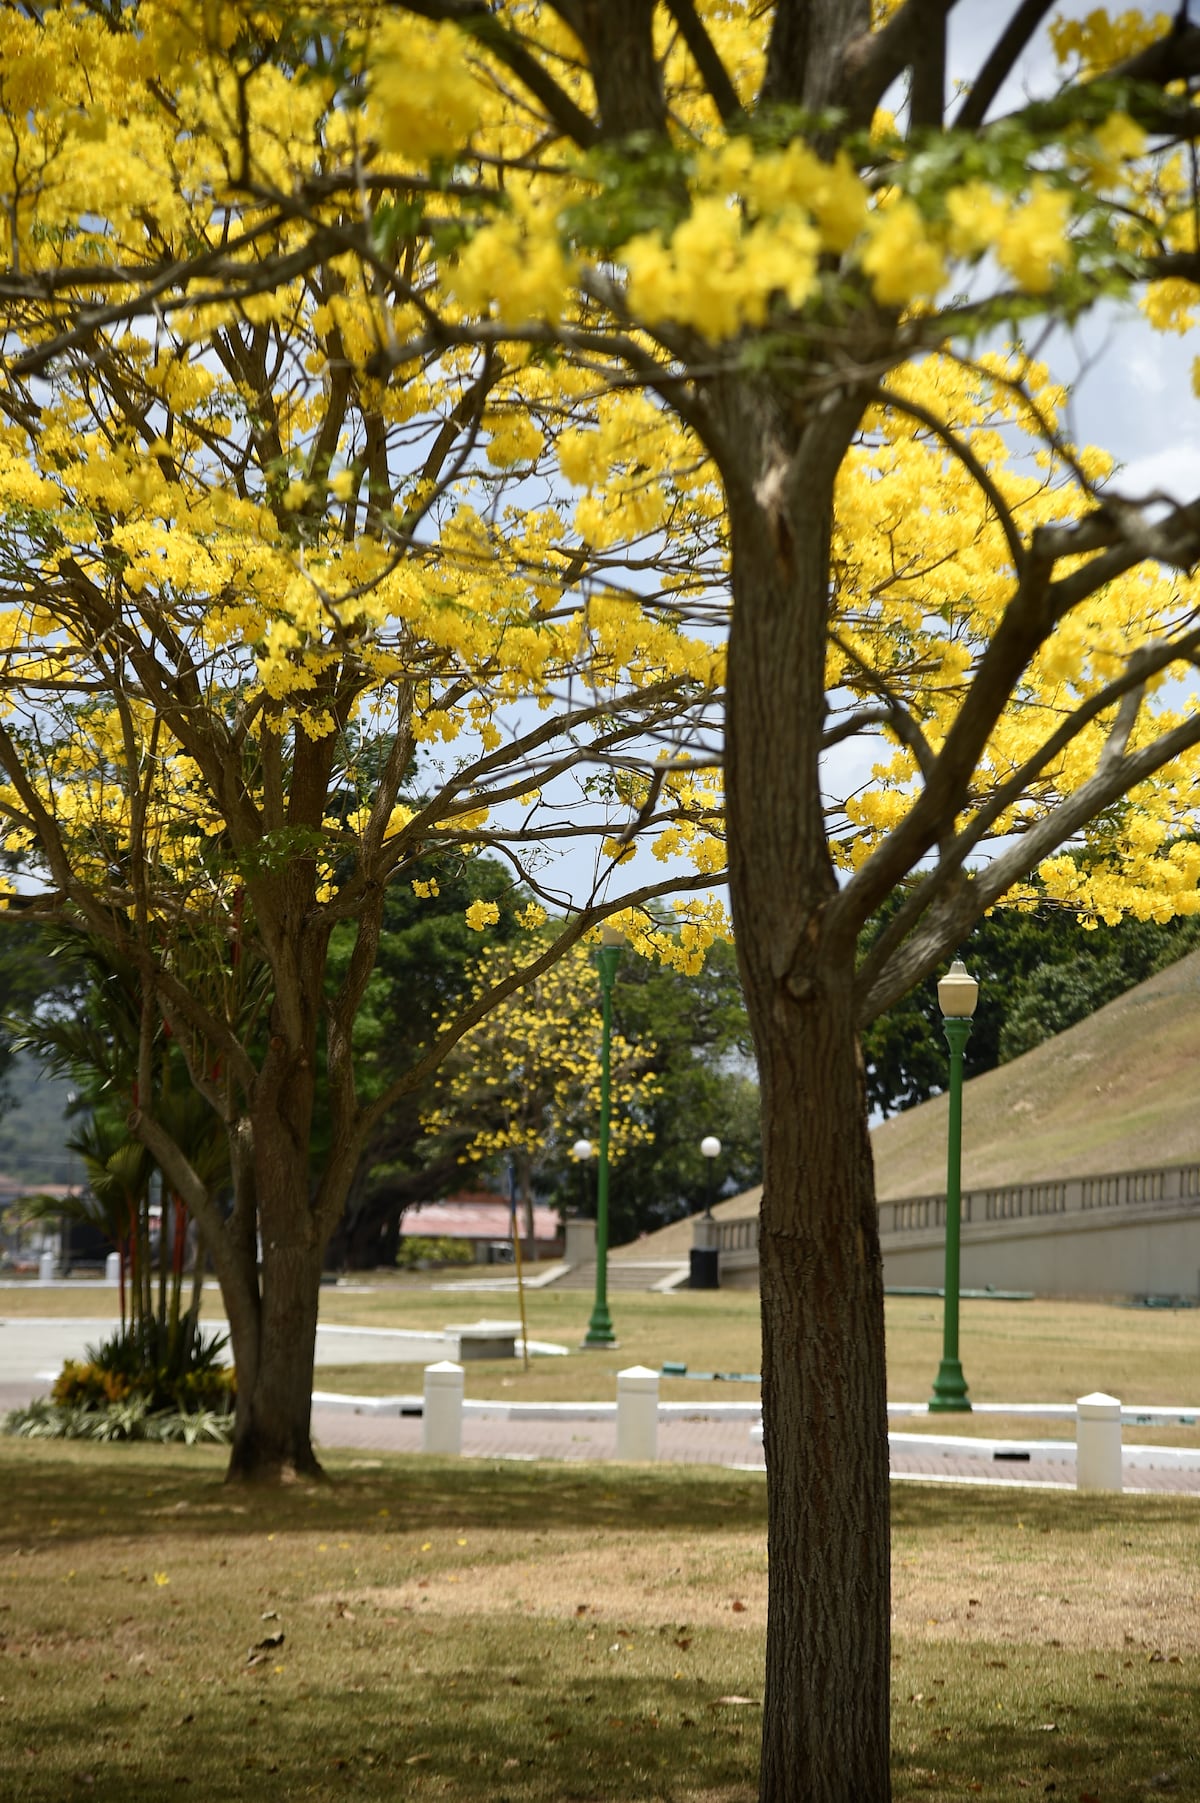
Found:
[1,1439,1198,1802]
[6,1281,1200,1423]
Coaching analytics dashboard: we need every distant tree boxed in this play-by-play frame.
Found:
[590,936,761,1241]
[323,850,524,1268]
[421,935,662,1244]
[0,916,73,1118]
[997,915,1200,1063]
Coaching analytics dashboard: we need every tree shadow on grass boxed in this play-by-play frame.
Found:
[3,1665,761,1803]
[893,1671,1199,1799]
[0,1440,770,1550]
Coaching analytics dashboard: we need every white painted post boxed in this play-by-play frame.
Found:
[38,1250,55,1284]
[423,1360,464,1456]
[1076,1391,1122,1492]
[105,1252,120,1285]
[617,1364,659,1462]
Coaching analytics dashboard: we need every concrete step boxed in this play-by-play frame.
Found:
[549,1261,687,1292]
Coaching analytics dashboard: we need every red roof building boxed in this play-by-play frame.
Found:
[400,1192,562,1262]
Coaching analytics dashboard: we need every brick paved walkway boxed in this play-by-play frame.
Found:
[4,1374,1200,1493]
[310,1401,1200,1493]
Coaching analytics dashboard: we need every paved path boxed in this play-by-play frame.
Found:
[5,1315,1200,1493]
[306,1400,1200,1492]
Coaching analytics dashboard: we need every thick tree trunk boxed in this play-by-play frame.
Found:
[225,1053,329,1483]
[719,389,892,1801]
[226,1232,326,1482]
[755,993,890,1800]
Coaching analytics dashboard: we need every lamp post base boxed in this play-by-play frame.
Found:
[582,1303,617,1349]
[928,1359,972,1412]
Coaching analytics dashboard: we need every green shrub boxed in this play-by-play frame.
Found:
[396,1234,475,1270]
[52,1322,235,1415]
[3,1397,233,1444]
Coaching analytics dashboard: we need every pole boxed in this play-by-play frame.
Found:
[929,1013,972,1411]
[508,1157,530,1373]
[583,940,620,1347]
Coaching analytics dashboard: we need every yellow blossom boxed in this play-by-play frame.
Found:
[861,198,946,306]
[995,182,1071,293]
[465,899,500,931]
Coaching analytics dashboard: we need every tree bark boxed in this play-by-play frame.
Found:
[718,385,892,1801]
[225,1096,328,1483]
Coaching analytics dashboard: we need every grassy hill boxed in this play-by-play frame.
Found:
[617,946,1200,1254]
[870,943,1200,1199]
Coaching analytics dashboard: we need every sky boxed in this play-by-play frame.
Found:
[947,2,1200,497]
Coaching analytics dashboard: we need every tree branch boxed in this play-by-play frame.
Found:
[664,0,743,123]
[953,0,1057,132]
[392,0,600,147]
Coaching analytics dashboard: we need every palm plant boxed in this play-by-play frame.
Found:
[13,930,231,1383]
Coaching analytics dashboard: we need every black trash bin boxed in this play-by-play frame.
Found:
[689,1246,720,1290]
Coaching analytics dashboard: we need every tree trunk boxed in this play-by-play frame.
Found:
[756,991,890,1800]
[719,388,892,1801]
[225,1060,329,1483]
[226,1233,326,1482]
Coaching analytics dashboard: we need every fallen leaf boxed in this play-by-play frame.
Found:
[731,1600,746,1613]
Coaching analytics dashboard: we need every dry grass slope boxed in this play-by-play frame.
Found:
[871,945,1200,1199]
[624,948,1200,1256]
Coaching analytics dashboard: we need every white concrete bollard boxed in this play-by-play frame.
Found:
[423,1360,464,1456]
[105,1252,121,1285]
[38,1251,55,1284]
[1076,1391,1122,1492]
[617,1364,659,1462]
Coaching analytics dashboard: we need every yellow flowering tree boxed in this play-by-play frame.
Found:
[420,937,659,1242]
[0,2,727,1483]
[9,2,1200,1796]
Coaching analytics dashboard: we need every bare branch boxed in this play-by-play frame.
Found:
[953,0,1057,132]
[391,0,600,147]
[663,0,743,123]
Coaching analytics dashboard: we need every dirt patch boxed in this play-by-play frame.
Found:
[892,1542,1200,1654]
[339,1529,1200,1658]
[333,1536,767,1630]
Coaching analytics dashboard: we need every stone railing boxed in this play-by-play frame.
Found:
[711,1162,1200,1260]
[716,1215,759,1254]
[878,1161,1200,1240]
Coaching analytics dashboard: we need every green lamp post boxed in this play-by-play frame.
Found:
[928,957,978,1413]
[583,925,622,1348]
